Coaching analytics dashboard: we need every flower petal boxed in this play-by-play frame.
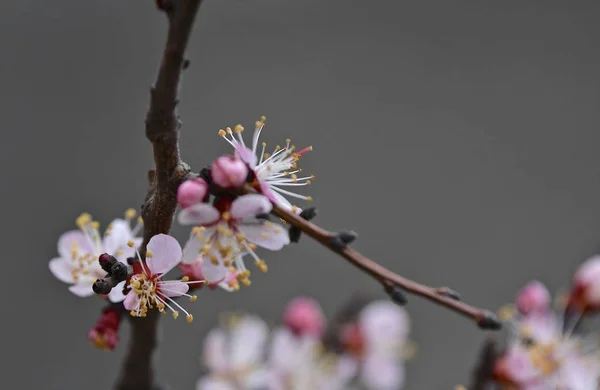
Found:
[49,257,75,284]
[159,280,189,297]
[123,291,140,310]
[268,328,298,372]
[181,231,204,264]
[235,145,258,167]
[203,328,228,372]
[178,203,220,226]
[231,315,269,367]
[68,282,95,297]
[230,194,272,220]
[238,223,289,251]
[360,354,405,390]
[58,230,93,259]
[196,377,235,390]
[108,281,127,303]
[146,234,183,275]
[103,219,133,254]
[360,301,410,350]
[202,260,227,284]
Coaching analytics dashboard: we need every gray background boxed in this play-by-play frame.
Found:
[3,0,600,389]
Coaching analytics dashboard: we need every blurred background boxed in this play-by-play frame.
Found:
[3,0,600,388]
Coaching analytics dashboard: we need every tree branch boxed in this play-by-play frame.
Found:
[261,192,501,330]
[114,1,202,389]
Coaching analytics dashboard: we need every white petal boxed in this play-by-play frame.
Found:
[58,230,93,259]
[146,234,183,275]
[230,194,272,219]
[238,223,289,251]
[103,219,132,254]
[360,355,405,390]
[159,280,189,297]
[268,328,298,371]
[231,315,269,368]
[196,377,235,390]
[202,261,227,283]
[123,291,140,310]
[178,203,220,226]
[49,257,75,284]
[181,231,204,264]
[68,281,95,297]
[108,281,127,303]
[203,329,228,372]
[360,301,410,348]
[244,367,270,388]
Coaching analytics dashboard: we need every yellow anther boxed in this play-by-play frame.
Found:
[125,208,137,219]
[146,250,153,258]
[291,206,298,213]
[256,260,268,273]
[190,295,197,302]
[127,240,135,247]
[130,310,136,317]
[260,115,267,121]
[263,153,271,159]
[181,276,190,282]
[76,213,92,227]
[285,138,291,143]
[255,121,263,128]
[218,129,227,137]
[186,314,194,323]
[241,278,251,287]
[89,221,99,230]
[497,304,515,321]
[234,124,244,133]
[173,311,180,319]
[222,211,231,221]
[306,180,312,185]
[291,174,298,182]
[224,260,231,267]
[248,243,257,250]
[275,145,281,151]
[306,196,313,201]
[116,249,124,256]
[137,216,144,224]
[210,255,219,265]
[226,127,233,134]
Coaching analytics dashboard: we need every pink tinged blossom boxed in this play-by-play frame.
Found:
[218,119,314,212]
[123,234,201,322]
[569,255,600,311]
[198,315,270,390]
[88,307,121,351]
[48,211,143,301]
[282,297,325,337]
[178,178,209,209]
[361,354,405,390]
[516,280,551,316]
[177,194,290,284]
[179,257,240,292]
[211,155,248,188]
[359,301,410,356]
[492,347,542,387]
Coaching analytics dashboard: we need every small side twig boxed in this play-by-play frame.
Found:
[255,186,501,330]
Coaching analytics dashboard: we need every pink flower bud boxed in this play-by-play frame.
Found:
[211,156,248,188]
[516,280,551,316]
[88,308,121,351]
[569,256,600,311]
[282,297,325,337]
[177,178,209,208]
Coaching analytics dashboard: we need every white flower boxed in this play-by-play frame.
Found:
[218,118,314,212]
[177,194,290,285]
[197,314,270,390]
[48,210,142,301]
[356,301,410,390]
[267,327,357,390]
[123,234,200,321]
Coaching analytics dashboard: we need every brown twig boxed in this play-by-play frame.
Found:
[260,190,501,330]
[114,1,202,389]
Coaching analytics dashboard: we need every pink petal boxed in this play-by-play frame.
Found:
[361,354,404,390]
[123,291,140,311]
[211,155,249,188]
[103,219,132,254]
[516,280,551,316]
[230,194,272,220]
[177,203,220,226]
[359,301,410,347]
[196,377,234,390]
[203,329,228,372]
[235,145,258,167]
[58,230,93,259]
[146,234,183,275]
[108,281,127,303]
[49,257,75,284]
[202,260,227,283]
[268,328,298,371]
[68,282,95,297]
[159,280,189,297]
[238,223,289,251]
[230,315,269,367]
[181,230,204,264]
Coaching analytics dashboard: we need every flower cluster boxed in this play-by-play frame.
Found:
[197,297,414,390]
[491,256,600,389]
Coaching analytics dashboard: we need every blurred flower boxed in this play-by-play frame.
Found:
[178,178,209,209]
[178,194,289,284]
[569,255,600,312]
[48,210,142,300]
[516,280,552,316]
[282,297,325,337]
[493,280,600,389]
[123,234,200,322]
[197,314,270,390]
[88,307,121,351]
[218,117,314,212]
[211,155,249,188]
[179,256,240,292]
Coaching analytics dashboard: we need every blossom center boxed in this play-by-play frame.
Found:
[129,273,161,317]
